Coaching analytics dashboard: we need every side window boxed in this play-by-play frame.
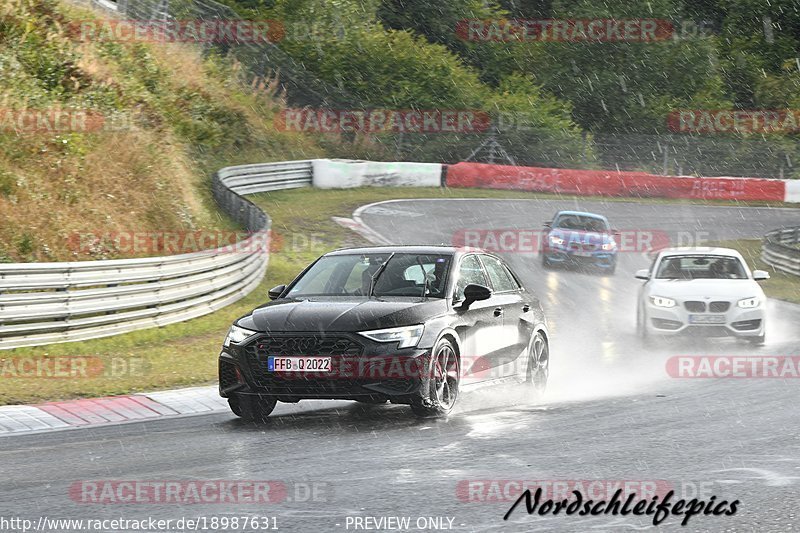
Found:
[481,255,519,292]
[455,255,487,300]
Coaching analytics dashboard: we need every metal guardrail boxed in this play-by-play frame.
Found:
[0,161,313,350]
[762,227,800,276]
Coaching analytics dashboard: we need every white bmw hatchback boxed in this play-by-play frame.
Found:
[635,248,770,344]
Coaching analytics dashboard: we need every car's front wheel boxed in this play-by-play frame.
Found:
[229,394,277,422]
[411,338,460,418]
[525,332,549,398]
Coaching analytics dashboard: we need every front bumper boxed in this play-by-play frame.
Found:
[543,245,617,268]
[645,300,765,337]
[219,332,430,402]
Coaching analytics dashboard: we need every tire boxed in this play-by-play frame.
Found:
[604,262,616,276]
[541,253,552,269]
[228,397,243,417]
[411,338,460,418]
[230,394,277,421]
[525,332,549,398]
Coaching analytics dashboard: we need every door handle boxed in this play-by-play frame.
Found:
[522,304,530,313]
[494,307,503,317]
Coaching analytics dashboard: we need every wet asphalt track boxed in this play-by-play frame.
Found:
[2,198,800,532]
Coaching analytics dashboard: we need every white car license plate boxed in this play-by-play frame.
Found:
[571,250,593,257]
[268,356,331,372]
[689,314,726,325]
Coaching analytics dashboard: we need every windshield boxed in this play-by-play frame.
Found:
[554,214,609,232]
[655,255,748,280]
[286,253,452,298]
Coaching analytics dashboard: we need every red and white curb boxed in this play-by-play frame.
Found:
[0,385,225,435]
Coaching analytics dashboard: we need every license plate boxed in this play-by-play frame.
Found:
[268,356,331,372]
[570,250,593,257]
[689,314,726,324]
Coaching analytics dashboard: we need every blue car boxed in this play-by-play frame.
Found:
[541,211,618,274]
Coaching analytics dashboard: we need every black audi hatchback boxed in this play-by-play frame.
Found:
[218,246,550,419]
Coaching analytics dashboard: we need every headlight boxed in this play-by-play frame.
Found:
[650,296,676,308]
[601,241,616,251]
[738,297,760,309]
[549,235,565,246]
[358,325,424,349]
[224,324,257,347]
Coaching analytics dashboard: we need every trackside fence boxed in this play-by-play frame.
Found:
[762,227,800,276]
[0,161,313,350]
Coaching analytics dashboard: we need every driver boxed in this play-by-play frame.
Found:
[661,259,682,279]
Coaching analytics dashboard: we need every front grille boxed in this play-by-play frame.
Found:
[684,301,706,313]
[569,242,598,252]
[243,335,365,393]
[709,301,730,312]
[251,335,363,357]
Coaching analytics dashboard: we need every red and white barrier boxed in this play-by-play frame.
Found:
[787,180,800,203]
[445,162,794,202]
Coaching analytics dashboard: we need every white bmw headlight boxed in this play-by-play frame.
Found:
[602,241,616,251]
[737,297,760,309]
[549,235,565,246]
[650,296,676,308]
[358,325,424,349]
[224,324,257,347]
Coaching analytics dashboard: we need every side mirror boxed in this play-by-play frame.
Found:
[611,228,620,234]
[752,270,770,281]
[634,269,650,281]
[268,284,286,300]
[461,284,492,308]
[543,221,552,228]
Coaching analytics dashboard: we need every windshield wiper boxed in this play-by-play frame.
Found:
[368,253,395,298]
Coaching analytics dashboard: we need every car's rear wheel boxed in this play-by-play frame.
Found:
[229,394,277,422]
[411,338,459,418]
[525,332,549,398]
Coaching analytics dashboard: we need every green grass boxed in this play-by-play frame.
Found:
[714,239,800,305]
[1,186,798,405]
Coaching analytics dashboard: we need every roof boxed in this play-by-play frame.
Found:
[657,247,743,258]
[554,210,609,221]
[325,245,462,256]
